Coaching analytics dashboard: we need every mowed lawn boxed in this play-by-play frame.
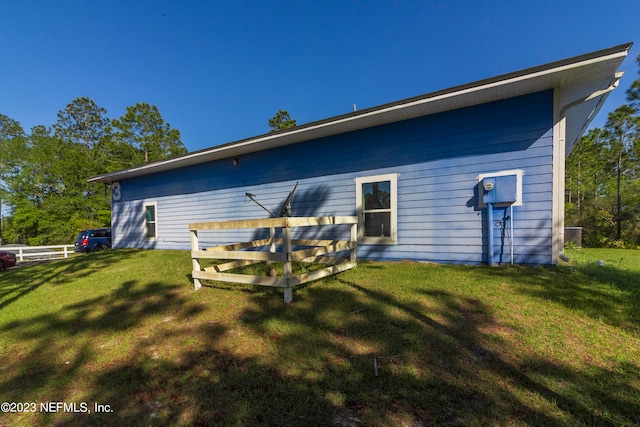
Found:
[0,248,639,426]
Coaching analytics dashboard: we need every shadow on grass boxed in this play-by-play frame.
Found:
[0,250,138,311]
[1,258,639,425]
[238,274,638,426]
[478,262,640,330]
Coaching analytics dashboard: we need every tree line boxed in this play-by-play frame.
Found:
[0,97,187,245]
[565,53,640,247]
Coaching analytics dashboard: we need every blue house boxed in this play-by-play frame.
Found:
[91,43,631,265]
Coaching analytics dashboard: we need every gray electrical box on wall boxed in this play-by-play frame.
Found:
[482,175,517,204]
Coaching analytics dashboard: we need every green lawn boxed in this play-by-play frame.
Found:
[0,248,638,426]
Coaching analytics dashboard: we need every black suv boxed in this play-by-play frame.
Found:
[74,228,112,253]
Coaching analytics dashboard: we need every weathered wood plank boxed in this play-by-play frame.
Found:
[269,227,277,253]
[350,222,358,263]
[288,241,357,261]
[284,216,358,227]
[212,259,263,272]
[282,227,292,277]
[190,217,288,230]
[288,261,357,287]
[282,226,293,303]
[190,230,202,291]
[205,238,271,252]
[297,256,347,265]
[189,216,358,231]
[290,239,340,247]
[193,270,288,288]
[191,250,286,262]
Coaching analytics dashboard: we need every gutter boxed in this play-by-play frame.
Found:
[559,71,624,119]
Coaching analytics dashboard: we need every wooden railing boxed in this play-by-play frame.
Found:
[189,216,358,303]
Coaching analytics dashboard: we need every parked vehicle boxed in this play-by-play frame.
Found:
[74,228,112,253]
[0,250,17,270]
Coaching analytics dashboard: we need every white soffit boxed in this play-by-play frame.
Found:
[90,43,631,184]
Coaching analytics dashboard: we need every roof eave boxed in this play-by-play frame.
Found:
[89,42,632,184]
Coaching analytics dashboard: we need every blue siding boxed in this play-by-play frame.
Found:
[113,90,555,264]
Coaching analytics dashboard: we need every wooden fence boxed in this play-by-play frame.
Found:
[189,216,358,303]
[5,245,75,261]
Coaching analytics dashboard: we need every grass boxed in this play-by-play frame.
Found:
[0,248,639,426]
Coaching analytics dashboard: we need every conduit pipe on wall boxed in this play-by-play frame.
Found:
[487,202,494,266]
[510,205,514,265]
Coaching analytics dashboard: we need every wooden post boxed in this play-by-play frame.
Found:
[282,225,293,303]
[350,222,358,263]
[190,229,202,290]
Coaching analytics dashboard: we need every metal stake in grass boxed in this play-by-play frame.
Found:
[374,357,378,377]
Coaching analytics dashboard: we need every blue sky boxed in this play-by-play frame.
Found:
[1,0,639,152]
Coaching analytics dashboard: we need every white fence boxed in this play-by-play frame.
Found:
[4,245,75,262]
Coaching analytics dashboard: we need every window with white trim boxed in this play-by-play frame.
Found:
[144,202,157,239]
[355,173,397,244]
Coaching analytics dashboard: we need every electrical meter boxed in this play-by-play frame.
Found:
[482,175,517,204]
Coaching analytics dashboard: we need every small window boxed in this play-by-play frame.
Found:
[144,203,157,239]
[355,173,398,244]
